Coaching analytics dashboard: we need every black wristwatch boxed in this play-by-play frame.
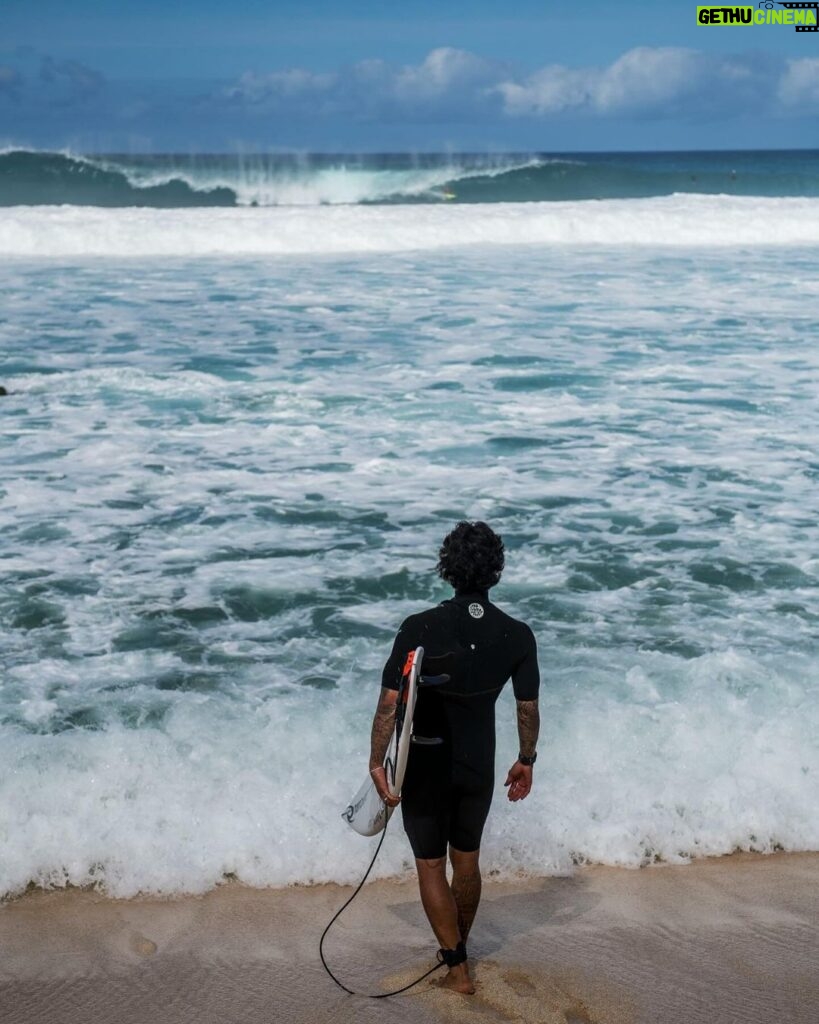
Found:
[518,752,537,766]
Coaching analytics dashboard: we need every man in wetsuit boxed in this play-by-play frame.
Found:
[369,521,540,995]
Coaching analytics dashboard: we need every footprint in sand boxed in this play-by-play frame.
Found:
[564,1006,595,1024]
[502,969,537,996]
[129,934,158,956]
[464,962,569,1023]
[422,961,622,1024]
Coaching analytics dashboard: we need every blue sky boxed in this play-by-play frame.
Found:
[1,0,818,151]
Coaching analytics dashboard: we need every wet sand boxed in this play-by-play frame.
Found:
[1,851,817,1024]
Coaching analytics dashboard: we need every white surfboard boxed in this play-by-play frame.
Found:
[343,646,422,836]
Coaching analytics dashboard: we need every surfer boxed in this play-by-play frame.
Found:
[369,521,540,995]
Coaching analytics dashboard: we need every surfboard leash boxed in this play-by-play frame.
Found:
[318,814,451,998]
[320,648,457,997]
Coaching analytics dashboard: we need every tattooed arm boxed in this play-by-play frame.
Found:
[516,698,540,760]
[372,616,419,806]
[505,698,540,803]
[369,687,400,806]
[506,624,540,803]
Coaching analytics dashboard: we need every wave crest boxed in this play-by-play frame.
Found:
[0,149,237,207]
[0,149,549,208]
[4,148,819,209]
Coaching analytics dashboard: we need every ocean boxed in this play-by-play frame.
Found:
[1,148,818,899]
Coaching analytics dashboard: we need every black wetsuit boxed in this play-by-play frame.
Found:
[381,590,539,859]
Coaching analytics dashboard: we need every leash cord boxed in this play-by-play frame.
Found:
[318,813,446,999]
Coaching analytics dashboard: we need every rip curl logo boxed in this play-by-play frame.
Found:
[697,3,819,30]
[468,602,484,619]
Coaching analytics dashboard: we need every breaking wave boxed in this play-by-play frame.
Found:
[0,149,545,207]
[3,148,819,208]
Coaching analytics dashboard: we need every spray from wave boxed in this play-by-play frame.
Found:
[0,149,547,208]
[4,148,819,209]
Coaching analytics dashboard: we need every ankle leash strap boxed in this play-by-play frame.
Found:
[437,941,467,967]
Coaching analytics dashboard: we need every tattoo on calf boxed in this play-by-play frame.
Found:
[452,869,482,942]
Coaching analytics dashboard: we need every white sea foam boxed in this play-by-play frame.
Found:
[2,194,819,258]
[2,244,818,898]
[1,648,817,898]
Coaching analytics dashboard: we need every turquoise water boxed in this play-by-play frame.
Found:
[1,161,819,896]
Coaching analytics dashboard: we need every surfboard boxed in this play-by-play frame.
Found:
[343,646,423,837]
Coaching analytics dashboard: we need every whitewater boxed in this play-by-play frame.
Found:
[4,195,819,257]
[1,150,818,900]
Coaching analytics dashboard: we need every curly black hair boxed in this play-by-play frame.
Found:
[436,521,505,593]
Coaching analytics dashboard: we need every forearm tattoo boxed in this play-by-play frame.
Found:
[369,688,397,771]
[516,699,540,759]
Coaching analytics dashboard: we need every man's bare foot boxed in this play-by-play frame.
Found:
[436,963,475,995]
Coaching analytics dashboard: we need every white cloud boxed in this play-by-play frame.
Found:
[778,58,819,105]
[493,47,775,118]
[595,47,704,114]
[393,47,499,100]
[494,65,592,116]
[223,47,503,120]
[226,69,336,104]
[219,46,807,123]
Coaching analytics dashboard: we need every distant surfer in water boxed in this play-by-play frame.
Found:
[369,521,540,995]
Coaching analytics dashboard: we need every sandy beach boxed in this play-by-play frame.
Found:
[1,851,817,1024]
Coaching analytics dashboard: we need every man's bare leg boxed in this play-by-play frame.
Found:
[415,856,475,994]
[449,846,482,942]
